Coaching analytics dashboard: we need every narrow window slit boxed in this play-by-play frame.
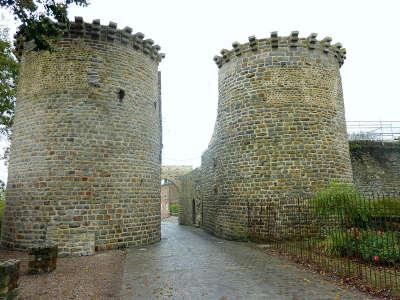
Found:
[118,89,125,102]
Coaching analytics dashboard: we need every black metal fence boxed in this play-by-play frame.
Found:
[269,193,400,297]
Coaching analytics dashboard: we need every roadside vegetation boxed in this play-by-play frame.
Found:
[170,203,180,215]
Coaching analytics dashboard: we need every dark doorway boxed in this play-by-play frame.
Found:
[192,198,196,225]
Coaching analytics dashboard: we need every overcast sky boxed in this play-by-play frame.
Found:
[0,0,399,183]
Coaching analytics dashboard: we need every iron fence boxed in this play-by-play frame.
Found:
[268,193,400,297]
[347,121,400,141]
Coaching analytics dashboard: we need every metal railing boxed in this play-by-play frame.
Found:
[347,121,400,141]
[267,193,400,298]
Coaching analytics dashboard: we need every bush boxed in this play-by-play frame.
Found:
[170,203,179,215]
[321,230,357,257]
[359,230,400,265]
[370,198,400,218]
[311,181,371,228]
[321,229,400,265]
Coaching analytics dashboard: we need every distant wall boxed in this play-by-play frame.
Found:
[350,141,400,194]
[161,185,170,219]
[178,169,202,226]
[178,141,400,233]
[161,166,193,187]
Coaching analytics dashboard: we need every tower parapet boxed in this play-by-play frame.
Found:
[14,16,165,62]
[213,31,346,68]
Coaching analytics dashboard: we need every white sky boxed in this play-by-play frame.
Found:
[0,0,399,183]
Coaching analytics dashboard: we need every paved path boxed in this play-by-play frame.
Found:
[121,219,373,299]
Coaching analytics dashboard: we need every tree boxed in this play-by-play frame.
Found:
[1,0,89,51]
[0,0,88,139]
[0,26,18,138]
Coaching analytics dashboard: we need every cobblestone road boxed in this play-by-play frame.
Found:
[121,219,373,299]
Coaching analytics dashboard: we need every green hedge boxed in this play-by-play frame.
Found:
[311,181,370,228]
[314,182,400,265]
[170,203,179,215]
[311,181,400,228]
[321,229,400,265]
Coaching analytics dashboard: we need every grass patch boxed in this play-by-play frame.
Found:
[170,203,179,215]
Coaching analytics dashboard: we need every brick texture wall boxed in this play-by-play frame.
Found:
[1,18,164,256]
[350,141,400,194]
[186,32,353,241]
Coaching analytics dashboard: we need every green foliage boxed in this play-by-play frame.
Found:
[359,230,400,264]
[320,230,357,257]
[1,0,89,51]
[370,198,400,218]
[322,229,400,265]
[311,181,371,228]
[170,203,179,215]
[0,34,18,136]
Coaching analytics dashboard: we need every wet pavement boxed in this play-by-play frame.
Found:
[120,218,373,299]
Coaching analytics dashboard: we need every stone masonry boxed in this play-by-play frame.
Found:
[180,32,353,241]
[1,17,164,256]
[350,141,400,194]
[161,166,193,219]
[0,260,20,299]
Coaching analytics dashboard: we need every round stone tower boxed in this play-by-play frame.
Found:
[201,32,352,241]
[1,17,164,256]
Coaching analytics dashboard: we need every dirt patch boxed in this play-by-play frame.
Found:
[0,249,126,299]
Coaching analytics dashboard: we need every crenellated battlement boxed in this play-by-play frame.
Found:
[213,31,346,68]
[14,16,165,63]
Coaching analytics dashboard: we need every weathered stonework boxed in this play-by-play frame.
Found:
[161,165,193,188]
[161,184,171,219]
[1,17,164,256]
[178,168,202,226]
[181,32,352,241]
[0,260,20,300]
[350,141,400,194]
[161,165,193,219]
[28,242,58,274]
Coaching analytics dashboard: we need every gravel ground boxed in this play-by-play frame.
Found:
[0,248,125,299]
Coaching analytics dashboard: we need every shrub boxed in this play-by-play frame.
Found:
[321,229,400,265]
[370,198,400,218]
[359,230,400,265]
[311,181,371,229]
[320,230,357,257]
[170,203,179,215]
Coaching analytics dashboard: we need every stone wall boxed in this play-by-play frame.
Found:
[178,168,202,226]
[184,32,352,241]
[161,166,193,187]
[161,165,193,220]
[161,185,170,219]
[1,17,164,256]
[350,141,400,194]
